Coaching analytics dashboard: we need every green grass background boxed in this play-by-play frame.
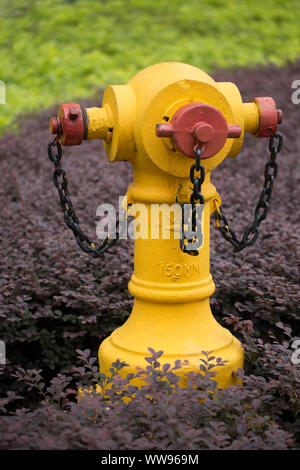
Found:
[0,0,300,133]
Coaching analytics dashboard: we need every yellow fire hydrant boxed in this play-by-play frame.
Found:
[49,62,282,389]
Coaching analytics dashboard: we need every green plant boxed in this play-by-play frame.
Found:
[1,0,300,134]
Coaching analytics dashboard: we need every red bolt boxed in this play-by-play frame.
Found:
[69,106,80,120]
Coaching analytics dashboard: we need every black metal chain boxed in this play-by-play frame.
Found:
[214,132,283,252]
[47,137,119,257]
[180,146,205,256]
[48,131,282,257]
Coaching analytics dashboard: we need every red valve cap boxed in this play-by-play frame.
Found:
[50,103,86,146]
[156,102,241,159]
[252,97,282,138]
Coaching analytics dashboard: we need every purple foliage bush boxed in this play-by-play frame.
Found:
[0,332,299,450]
[0,63,299,449]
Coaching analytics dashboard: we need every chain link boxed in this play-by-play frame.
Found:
[180,146,205,256]
[47,137,119,257]
[213,132,283,252]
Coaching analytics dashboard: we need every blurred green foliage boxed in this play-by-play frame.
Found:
[0,0,300,133]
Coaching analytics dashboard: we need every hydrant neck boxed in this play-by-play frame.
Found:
[126,170,216,304]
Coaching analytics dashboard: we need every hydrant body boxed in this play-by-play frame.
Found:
[98,63,248,387]
[50,62,282,388]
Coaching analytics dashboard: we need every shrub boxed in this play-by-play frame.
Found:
[0,329,299,450]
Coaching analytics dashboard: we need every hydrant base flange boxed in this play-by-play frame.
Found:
[99,331,243,389]
[98,298,244,389]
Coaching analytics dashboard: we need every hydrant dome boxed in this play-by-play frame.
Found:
[129,61,216,88]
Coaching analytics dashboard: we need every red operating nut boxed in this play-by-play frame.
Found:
[156,102,241,159]
[50,103,86,146]
[252,97,283,138]
[193,123,214,143]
